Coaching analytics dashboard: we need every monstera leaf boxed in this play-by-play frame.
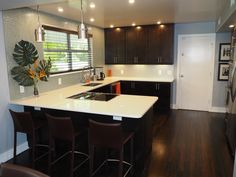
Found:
[13,40,38,66]
[11,66,34,86]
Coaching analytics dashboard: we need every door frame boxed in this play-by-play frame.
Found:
[176,33,216,111]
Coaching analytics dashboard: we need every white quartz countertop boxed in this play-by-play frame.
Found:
[10,77,174,118]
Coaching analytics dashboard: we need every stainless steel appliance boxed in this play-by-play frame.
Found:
[226,28,236,157]
[67,92,118,101]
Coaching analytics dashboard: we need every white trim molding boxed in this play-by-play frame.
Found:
[209,106,226,113]
[0,142,29,163]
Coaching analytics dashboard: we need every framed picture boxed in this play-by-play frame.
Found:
[218,63,229,81]
[219,43,231,61]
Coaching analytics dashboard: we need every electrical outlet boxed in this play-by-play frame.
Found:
[58,78,62,85]
[113,116,122,121]
[20,86,24,93]
[34,107,41,111]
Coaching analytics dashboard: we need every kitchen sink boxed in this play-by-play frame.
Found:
[82,83,103,87]
[67,92,118,101]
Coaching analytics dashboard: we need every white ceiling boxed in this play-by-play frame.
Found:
[1,0,228,28]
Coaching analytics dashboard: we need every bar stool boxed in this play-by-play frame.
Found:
[0,163,49,177]
[46,114,89,177]
[89,119,134,177]
[9,109,48,168]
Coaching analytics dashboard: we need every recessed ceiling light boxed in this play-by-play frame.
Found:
[229,24,235,28]
[157,21,161,25]
[132,23,136,26]
[90,18,95,22]
[129,0,135,4]
[90,2,96,8]
[110,25,114,28]
[58,7,64,12]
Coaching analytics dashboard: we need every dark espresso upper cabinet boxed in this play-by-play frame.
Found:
[126,26,148,64]
[105,28,126,64]
[147,24,174,64]
[104,24,174,64]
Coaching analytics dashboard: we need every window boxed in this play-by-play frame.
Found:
[43,26,93,74]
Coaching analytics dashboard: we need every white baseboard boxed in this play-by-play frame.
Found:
[171,104,177,109]
[209,106,226,113]
[0,142,29,163]
[171,104,226,113]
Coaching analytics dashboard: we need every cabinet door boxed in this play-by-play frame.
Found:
[159,24,174,64]
[147,24,174,64]
[105,28,125,64]
[147,26,161,64]
[126,27,137,64]
[126,27,148,64]
[154,82,171,110]
[120,81,132,94]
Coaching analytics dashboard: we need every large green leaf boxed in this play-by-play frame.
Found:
[13,40,39,66]
[11,66,34,86]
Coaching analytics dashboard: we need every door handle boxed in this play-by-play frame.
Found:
[180,74,184,78]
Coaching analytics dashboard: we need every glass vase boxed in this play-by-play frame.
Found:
[33,83,39,96]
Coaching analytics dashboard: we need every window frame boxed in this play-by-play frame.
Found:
[43,25,93,75]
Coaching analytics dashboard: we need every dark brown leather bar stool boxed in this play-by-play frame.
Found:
[9,110,48,168]
[46,114,89,177]
[89,119,134,177]
[0,163,49,177]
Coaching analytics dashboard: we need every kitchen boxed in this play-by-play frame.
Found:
[0,0,235,177]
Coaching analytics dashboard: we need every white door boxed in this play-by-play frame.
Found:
[177,34,215,111]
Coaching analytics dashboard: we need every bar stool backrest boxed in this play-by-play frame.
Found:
[1,163,49,177]
[46,114,74,141]
[9,110,34,134]
[89,119,123,149]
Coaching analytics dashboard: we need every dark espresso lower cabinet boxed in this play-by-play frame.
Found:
[121,81,171,111]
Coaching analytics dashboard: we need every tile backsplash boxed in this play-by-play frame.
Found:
[105,65,175,79]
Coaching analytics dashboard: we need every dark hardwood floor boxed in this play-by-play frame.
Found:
[6,110,234,177]
[148,110,233,177]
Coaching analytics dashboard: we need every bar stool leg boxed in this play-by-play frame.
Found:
[48,137,53,176]
[32,135,36,168]
[70,140,75,177]
[13,131,17,164]
[119,147,123,177]
[89,144,94,177]
[130,137,134,165]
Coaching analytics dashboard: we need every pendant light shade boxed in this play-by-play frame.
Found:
[35,5,45,43]
[78,0,88,39]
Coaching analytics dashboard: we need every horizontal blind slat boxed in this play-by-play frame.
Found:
[43,28,93,74]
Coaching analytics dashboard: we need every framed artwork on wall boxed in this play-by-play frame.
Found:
[219,43,231,62]
[218,63,229,81]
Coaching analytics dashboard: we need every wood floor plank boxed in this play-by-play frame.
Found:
[148,110,233,177]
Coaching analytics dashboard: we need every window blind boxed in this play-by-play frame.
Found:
[43,26,93,74]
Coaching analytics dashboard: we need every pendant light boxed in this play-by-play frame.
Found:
[35,4,45,42]
[78,0,88,39]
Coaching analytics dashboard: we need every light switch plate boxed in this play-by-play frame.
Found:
[20,86,24,93]
[113,116,122,121]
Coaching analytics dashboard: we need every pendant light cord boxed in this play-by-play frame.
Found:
[80,0,84,24]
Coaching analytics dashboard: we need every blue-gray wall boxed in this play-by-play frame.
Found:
[0,11,26,162]
[3,8,105,100]
[173,22,231,109]
[0,7,105,161]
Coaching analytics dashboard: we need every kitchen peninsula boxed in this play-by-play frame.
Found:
[10,77,173,177]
